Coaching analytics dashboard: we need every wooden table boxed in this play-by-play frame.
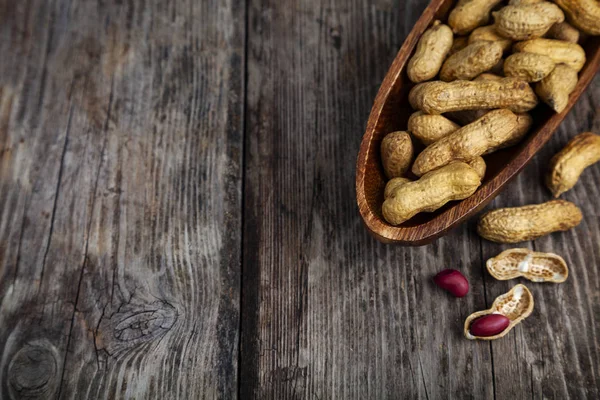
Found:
[0,0,598,398]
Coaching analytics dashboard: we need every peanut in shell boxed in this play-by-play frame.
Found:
[381,131,414,179]
[449,0,504,35]
[464,284,534,340]
[440,41,503,81]
[553,0,600,36]
[412,109,522,176]
[503,52,555,82]
[493,2,565,40]
[408,111,460,145]
[535,64,578,113]
[468,25,513,53]
[407,21,454,83]
[477,200,583,243]
[409,78,538,115]
[513,38,586,72]
[382,162,481,226]
[546,132,600,197]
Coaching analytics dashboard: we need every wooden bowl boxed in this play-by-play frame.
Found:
[355,0,600,246]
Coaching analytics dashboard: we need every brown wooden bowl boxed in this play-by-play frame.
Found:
[355,0,600,246]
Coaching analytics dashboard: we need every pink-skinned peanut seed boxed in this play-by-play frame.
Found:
[469,314,510,337]
[433,269,469,297]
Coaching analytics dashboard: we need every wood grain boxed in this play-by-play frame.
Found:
[0,0,599,399]
[242,0,600,399]
[0,0,244,398]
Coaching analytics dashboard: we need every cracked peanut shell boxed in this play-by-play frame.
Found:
[487,248,568,283]
[477,200,583,243]
[464,284,534,340]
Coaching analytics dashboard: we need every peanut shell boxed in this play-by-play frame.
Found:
[408,21,454,83]
[382,162,481,225]
[546,132,600,197]
[477,200,583,243]
[513,38,586,72]
[535,64,578,113]
[464,284,534,340]
[449,0,505,35]
[503,52,555,82]
[409,78,538,115]
[545,21,580,43]
[493,2,565,40]
[381,131,414,179]
[440,41,503,81]
[412,109,521,176]
[487,248,568,283]
[408,111,460,145]
[553,0,600,36]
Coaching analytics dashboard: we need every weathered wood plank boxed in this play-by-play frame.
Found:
[242,0,600,398]
[242,1,494,398]
[0,1,244,398]
[480,73,600,400]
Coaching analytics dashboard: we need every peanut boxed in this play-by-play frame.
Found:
[412,109,522,176]
[449,0,504,35]
[408,111,460,145]
[433,269,469,297]
[464,284,534,340]
[546,21,580,43]
[487,248,568,283]
[553,0,600,36]
[384,177,411,199]
[535,64,578,113]
[449,36,469,56]
[503,52,555,82]
[409,78,538,114]
[381,131,414,179]
[407,21,454,83]
[469,315,510,337]
[513,38,586,72]
[468,25,513,53]
[440,41,504,81]
[493,2,565,40]
[382,162,481,225]
[546,132,600,197]
[477,199,583,243]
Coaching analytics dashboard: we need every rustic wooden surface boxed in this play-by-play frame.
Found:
[0,0,598,399]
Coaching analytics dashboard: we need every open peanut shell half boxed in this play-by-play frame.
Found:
[464,284,534,341]
[487,248,568,283]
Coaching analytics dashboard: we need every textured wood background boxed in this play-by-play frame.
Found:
[0,0,598,399]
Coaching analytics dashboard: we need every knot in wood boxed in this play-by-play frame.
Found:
[7,341,59,399]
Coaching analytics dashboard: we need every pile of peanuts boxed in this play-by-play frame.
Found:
[381,0,600,230]
[379,0,600,340]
